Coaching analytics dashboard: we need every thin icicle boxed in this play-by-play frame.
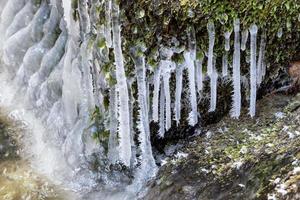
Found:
[257,31,267,86]
[224,31,231,52]
[261,61,266,80]
[223,30,230,77]
[111,0,131,167]
[152,65,161,122]
[207,21,217,112]
[188,26,196,60]
[207,22,215,76]
[184,51,198,126]
[222,52,228,77]
[104,0,112,48]
[249,24,258,117]
[231,19,241,118]
[241,29,249,51]
[209,57,218,112]
[162,63,172,131]
[108,78,119,164]
[174,63,184,126]
[159,79,165,138]
[196,57,204,93]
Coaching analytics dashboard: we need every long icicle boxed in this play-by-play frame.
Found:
[257,31,267,86]
[152,64,161,122]
[184,51,198,126]
[159,78,165,137]
[231,19,241,118]
[175,63,184,126]
[132,49,156,176]
[249,24,258,117]
[209,57,218,112]
[162,61,172,131]
[207,21,217,112]
[111,0,131,166]
[108,71,119,164]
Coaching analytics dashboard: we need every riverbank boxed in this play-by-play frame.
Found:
[143,93,300,200]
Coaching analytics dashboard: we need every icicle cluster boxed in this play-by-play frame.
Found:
[0,0,270,191]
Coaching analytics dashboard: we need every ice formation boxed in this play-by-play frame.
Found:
[249,24,258,117]
[231,19,242,118]
[0,0,268,196]
[257,31,267,86]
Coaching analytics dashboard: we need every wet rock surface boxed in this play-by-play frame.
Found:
[143,93,300,200]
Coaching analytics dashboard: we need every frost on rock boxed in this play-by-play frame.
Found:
[184,51,198,126]
[175,63,184,126]
[241,29,249,51]
[249,24,258,117]
[111,0,132,167]
[231,19,241,118]
[257,31,267,86]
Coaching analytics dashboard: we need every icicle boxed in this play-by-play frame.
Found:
[231,19,241,118]
[224,31,231,51]
[222,30,230,77]
[209,57,218,112]
[111,0,131,167]
[207,22,215,76]
[261,61,266,80]
[162,63,172,131]
[108,80,119,164]
[104,0,112,48]
[175,63,184,126]
[159,79,165,138]
[241,29,249,51]
[184,51,198,126]
[78,0,91,39]
[152,65,161,122]
[132,50,156,173]
[257,31,267,86]
[222,52,228,77]
[61,0,72,33]
[196,57,204,93]
[207,21,218,112]
[188,26,196,60]
[249,24,258,117]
